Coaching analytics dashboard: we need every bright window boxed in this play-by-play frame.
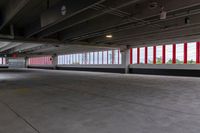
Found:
[166,44,173,64]
[140,47,145,64]
[57,49,122,65]
[79,54,83,64]
[103,51,107,64]
[90,52,93,64]
[187,42,196,64]
[156,46,162,64]
[132,48,137,64]
[108,50,112,64]
[148,47,153,64]
[94,52,98,64]
[119,50,122,64]
[176,43,184,64]
[99,51,103,64]
[86,53,90,64]
[0,58,6,65]
[114,50,119,64]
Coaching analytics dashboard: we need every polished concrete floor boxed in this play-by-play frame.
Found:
[0,69,200,133]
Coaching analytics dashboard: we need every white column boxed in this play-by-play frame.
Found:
[121,46,130,74]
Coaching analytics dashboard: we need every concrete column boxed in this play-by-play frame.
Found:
[24,56,28,68]
[52,54,57,70]
[121,46,130,74]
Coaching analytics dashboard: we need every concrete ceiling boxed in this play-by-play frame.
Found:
[0,0,200,56]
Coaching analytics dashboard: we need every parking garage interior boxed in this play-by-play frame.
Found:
[0,0,200,133]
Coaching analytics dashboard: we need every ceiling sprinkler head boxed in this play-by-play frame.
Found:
[61,5,67,16]
[160,7,167,20]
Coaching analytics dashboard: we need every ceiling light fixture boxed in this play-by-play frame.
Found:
[106,34,113,38]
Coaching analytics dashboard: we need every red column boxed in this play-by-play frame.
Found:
[172,44,176,64]
[153,46,156,64]
[184,42,188,64]
[130,48,133,64]
[137,48,140,64]
[118,49,120,64]
[145,47,148,64]
[162,45,166,64]
[196,42,200,64]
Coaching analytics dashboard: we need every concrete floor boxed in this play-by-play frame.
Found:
[0,69,200,133]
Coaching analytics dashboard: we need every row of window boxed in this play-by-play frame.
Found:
[0,58,6,65]
[58,49,121,65]
[28,56,53,65]
[130,42,199,64]
[27,41,200,66]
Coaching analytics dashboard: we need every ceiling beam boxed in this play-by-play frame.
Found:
[59,0,200,41]
[112,22,200,46]
[8,43,44,54]
[0,42,10,49]
[35,0,142,39]
[89,7,200,44]
[0,42,22,52]
[24,0,106,38]
[0,0,31,30]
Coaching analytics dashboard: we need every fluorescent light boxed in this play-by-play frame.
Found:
[106,34,113,38]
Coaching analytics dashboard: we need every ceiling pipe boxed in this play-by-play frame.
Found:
[103,22,200,44]
[26,0,107,37]
[38,0,142,38]
[69,6,200,42]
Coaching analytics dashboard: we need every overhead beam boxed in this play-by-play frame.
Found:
[0,42,22,52]
[0,0,31,30]
[59,0,200,41]
[90,7,200,44]
[25,0,106,38]
[8,43,44,53]
[35,0,142,38]
[112,22,200,46]
[0,42,10,49]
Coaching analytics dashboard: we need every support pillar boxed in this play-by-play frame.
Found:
[52,54,57,70]
[121,45,130,74]
[25,56,29,68]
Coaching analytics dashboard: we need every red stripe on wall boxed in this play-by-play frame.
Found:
[172,44,176,64]
[130,48,133,64]
[137,48,140,64]
[145,47,148,64]
[153,46,156,64]
[118,49,120,64]
[196,42,200,64]
[184,42,187,64]
[162,45,166,64]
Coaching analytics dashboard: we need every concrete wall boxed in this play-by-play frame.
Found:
[129,64,200,77]
[28,64,125,73]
